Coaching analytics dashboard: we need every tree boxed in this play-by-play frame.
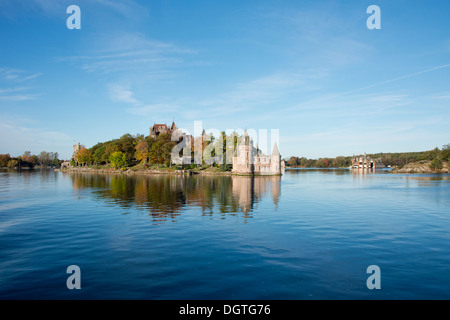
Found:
[7,159,19,168]
[287,156,299,167]
[218,131,232,171]
[91,143,107,164]
[22,151,37,167]
[148,133,175,166]
[104,143,120,163]
[109,151,127,169]
[77,148,93,165]
[51,152,59,166]
[38,151,51,167]
[162,140,176,167]
[442,143,450,162]
[430,158,443,171]
[335,156,351,168]
[118,133,137,162]
[135,141,149,164]
[315,158,327,167]
[0,154,11,167]
[428,146,444,171]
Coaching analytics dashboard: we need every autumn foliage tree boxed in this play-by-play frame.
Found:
[148,133,176,166]
[21,151,38,167]
[135,141,149,164]
[77,148,93,165]
[0,154,11,167]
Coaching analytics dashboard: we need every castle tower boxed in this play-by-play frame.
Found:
[72,142,81,161]
[270,142,281,174]
[232,130,254,174]
[171,121,177,132]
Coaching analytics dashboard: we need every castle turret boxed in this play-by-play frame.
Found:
[232,130,254,174]
[270,142,281,174]
[72,142,81,161]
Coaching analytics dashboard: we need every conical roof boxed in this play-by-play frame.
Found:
[271,142,280,156]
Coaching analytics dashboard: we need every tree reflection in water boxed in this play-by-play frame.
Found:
[66,173,281,223]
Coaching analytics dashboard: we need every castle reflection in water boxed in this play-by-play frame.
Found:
[67,173,281,223]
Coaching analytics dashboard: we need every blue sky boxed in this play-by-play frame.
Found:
[0,0,449,160]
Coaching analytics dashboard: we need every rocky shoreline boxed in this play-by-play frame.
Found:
[392,160,449,174]
[60,167,232,176]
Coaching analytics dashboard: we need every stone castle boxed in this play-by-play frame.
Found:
[351,153,385,170]
[72,142,82,160]
[70,122,284,176]
[149,122,284,175]
[232,130,285,175]
[149,121,178,139]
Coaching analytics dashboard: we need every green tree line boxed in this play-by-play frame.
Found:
[73,133,175,168]
[286,144,450,168]
[0,151,60,168]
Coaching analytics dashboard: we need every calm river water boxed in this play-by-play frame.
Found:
[0,169,449,299]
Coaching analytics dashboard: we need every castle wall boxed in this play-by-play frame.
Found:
[232,146,282,175]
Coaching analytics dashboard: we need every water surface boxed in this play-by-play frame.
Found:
[0,169,449,299]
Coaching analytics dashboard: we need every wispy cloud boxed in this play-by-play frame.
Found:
[121,71,324,121]
[0,68,42,82]
[128,103,183,116]
[0,0,148,19]
[0,0,64,18]
[0,94,37,102]
[108,81,185,116]
[194,72,312,117]
[90,0,149,20]
[61,32,195,76]
[270,63,450,118]
[430,91,450,100]
[349,63,450,94]
[0,68,42,101]
[108,82,185,116]
[256,6,374,68]
[108,84,140,105]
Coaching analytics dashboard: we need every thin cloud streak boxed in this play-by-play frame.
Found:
[108,84,140,105]
[0,68,42,101]
[60,32,195,75]
[282,63,450,114]
[0,0,148,19]
[349,63,450,94]
[0,68,42,82]
[128,103,184,116]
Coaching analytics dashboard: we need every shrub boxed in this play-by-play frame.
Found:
[430,158,443,171]
[7,159,19,168]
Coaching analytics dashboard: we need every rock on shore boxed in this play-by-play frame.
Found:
[393,160,449,174]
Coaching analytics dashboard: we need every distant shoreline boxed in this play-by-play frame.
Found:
[3,164,449,175]
[58,167,287,176]
[286,166,450,174]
